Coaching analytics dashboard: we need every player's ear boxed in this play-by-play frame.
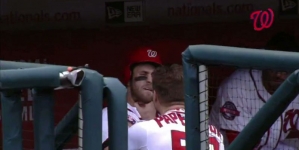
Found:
[127,83,131,91]
[127,81,131,87]
[126,86,131,99]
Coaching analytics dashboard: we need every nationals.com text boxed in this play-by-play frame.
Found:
[168,3,254,16]
[0,11,81,24]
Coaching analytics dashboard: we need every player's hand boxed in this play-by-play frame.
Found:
[134,101,156,120]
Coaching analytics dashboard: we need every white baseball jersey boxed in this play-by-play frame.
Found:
[102,103,141,144]
[128,108,225,150]
[210,69,299,150]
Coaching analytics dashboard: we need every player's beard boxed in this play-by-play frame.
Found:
[130,85,153,104]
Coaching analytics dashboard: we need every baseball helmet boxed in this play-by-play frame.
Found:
[123,47,162,84]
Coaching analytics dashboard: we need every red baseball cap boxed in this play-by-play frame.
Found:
[123,47,162,84]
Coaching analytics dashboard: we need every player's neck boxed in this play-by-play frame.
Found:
[159,104,184,115]
[127,94,135,106]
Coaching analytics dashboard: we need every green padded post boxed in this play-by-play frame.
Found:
[104,77,128,150]
[1,90,23,150]
[187,45,299,71]
[54,101,79,149]
[0,67,61,89]
[32,89,55,150]
[0,60,68,70]
[80,69,103,150]
[182,51,201,150]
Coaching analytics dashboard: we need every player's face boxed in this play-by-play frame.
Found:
[130,64,155,104]
[263,70,290,93]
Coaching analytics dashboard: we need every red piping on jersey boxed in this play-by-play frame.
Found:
[249,69,282,149]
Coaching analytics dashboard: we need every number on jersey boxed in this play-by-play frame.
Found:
[171,128,221,150]
[171,130,186,150]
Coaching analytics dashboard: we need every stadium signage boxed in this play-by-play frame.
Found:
[0,0,295,30]
[279,0,299,16]
[105,1,144,23]
[250,8,274,31]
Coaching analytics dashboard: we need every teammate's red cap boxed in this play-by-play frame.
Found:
[123,47,162,84]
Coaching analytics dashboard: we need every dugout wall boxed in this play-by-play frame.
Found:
[182,45,299,150]
[0,21,298,149]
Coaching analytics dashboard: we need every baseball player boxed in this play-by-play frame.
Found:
[128,64,225,150]
[102,47,162,150]
[209,32,299,150]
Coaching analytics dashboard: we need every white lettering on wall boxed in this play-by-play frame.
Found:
[0,106,33,121]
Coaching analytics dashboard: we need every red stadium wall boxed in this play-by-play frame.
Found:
[0,20,298,149]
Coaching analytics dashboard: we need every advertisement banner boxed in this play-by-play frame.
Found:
[106,1,125,23]
[0,0,297,30]
[279,0,299,15]
[124,1,143,22]
[0,0,105,30]
[105,1,143,23]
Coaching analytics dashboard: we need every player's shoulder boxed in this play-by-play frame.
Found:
[137,119,158,127]
[129,120,151,134]
[128,120,149,147]
[220,69,261,89]
[224,69,251,83]
[132,118,161,132]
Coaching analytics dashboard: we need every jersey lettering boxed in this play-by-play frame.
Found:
[209,137,220,150]
[171,130,185,150]
[283,109,299,139]
[154,112,185,128]
[209,125,222,150]
[209,125,222,138]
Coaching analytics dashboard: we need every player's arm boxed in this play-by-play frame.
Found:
[128,123,148,150]
[209,86,240,144]
[209,75,249,145]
